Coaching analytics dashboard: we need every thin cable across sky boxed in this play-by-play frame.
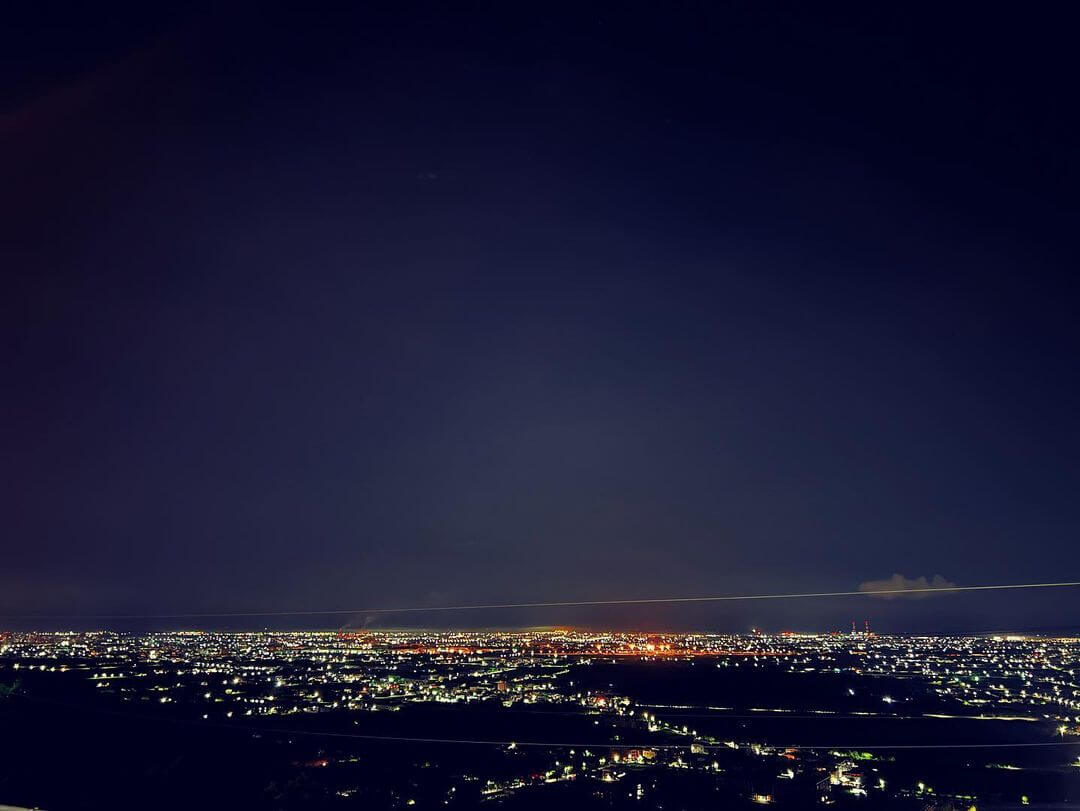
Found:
[5,579,1080,620]
[236,726,1080,752]
[19,695,1080,753]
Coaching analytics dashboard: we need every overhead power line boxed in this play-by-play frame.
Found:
[4,580,1080,620]
[229,726,1080,752]
[17,694,1080,752]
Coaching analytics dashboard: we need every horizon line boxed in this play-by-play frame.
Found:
[2,579,1078,621]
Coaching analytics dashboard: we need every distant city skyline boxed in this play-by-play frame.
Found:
[4,628,1079,807]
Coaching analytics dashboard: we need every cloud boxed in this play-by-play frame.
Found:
[858,573,958,600]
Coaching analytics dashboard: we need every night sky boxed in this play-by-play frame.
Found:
[3,3,1078,632]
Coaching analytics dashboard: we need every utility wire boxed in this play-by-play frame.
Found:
[14,694,1080,752]
[4,580,1080,620]
[225,727,1080,751]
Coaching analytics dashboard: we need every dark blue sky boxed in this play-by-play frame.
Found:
[3,2,1078,631]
